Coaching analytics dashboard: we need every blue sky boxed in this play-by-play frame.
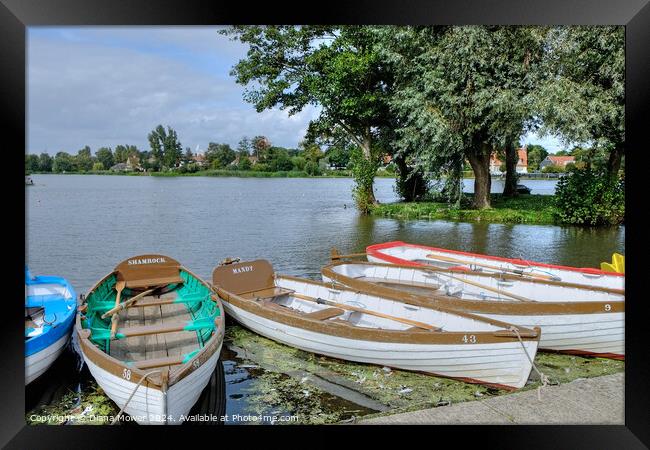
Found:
[27,26,564,155]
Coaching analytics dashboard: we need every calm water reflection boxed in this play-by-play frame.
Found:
[26,174,622,293]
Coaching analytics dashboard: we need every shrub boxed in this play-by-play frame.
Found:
[92,162,104,171]
[291,156,307,171]
[542,164,565,173]
[350,148,379,213]
[238,157,252,171]
[304,161,321,176]
[554,168,624,226]
[252,162,269,172]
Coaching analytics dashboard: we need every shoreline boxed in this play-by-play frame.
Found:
[356,372,624,425]
[25,170,395,179]
[371,194,559,225]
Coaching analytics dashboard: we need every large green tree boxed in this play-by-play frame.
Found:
[205,142,236,168]
[536,26,624,179]
[526,144,548,172]
[148,125,182,169]
[222,26,394,210]
[26,154,39,173]
[95,147,114,170]
[38,153,53,172]
[76,146,94,172]
[381,26,546,208]
[52,151,76,173]
[237,136,252,155]
[251,135,271,161]
[114,144,139,164]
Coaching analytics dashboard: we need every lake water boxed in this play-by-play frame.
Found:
[25,174,624,423]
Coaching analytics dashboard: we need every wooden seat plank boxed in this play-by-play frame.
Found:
[260,299,303,316]
[159,301,199,361]
[132,354,187,370]
[241,286,294,300]
[304,307,345,321]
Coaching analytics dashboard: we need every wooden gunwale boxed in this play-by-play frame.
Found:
[75,262,225,389]
[211,274,540,344]
[322,261,624,316]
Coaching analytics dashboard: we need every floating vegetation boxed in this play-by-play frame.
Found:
[26,384,119,425]
[225,325,624,423]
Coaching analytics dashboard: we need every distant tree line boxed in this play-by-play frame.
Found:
[25,126,355,176]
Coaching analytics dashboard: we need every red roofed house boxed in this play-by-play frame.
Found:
[192,153,207,167]
[539,155,575,170]
[489,147,528,175]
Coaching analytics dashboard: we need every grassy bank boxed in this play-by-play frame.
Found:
[372,194,558,224]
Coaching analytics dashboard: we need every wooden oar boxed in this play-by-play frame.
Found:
[101,287,157,319]
[110,280,126,339]
[330,248,367,260]
[425,253,558,282]
[428,270,535,302]
[292,293,441,331]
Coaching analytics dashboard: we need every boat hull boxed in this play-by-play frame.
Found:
[464,312,623,358]
[322,263,624,359]
[223,301,538,390]
[25,333,70,385]
[83,342,222,424]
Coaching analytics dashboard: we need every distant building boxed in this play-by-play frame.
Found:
[192,153,207,167]
[126,155,142,171]
[489,147,528,175]
[539,155,575,169]
[110,162,129,172]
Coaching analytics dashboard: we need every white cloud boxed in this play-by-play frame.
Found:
[27,27,317,154]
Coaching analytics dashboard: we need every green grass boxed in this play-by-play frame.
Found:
[372,194,558,224]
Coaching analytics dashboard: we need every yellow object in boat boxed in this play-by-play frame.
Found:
[601,253,625,274]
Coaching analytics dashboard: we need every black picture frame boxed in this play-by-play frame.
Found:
[3,0,648,446]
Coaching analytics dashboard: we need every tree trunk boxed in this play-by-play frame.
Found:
[502,140,519,197]
[606,145,624,179]
[360,136,377,205]
[466,146,492,209]
[395,154,426,202]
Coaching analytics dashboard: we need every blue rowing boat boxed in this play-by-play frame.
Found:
[25,267,77,384]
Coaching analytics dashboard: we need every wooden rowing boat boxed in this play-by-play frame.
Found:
[212,259,541,390]
[75,255,225,424]
[366,241,624,290]
[25,267,77,384]
[322,261,624,359]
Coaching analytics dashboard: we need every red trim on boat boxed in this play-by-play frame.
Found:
[546,349,625,361]
[367,241,624,277]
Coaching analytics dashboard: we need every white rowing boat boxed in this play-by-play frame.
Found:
[366,241,625,290]
[323,260,624,359]
[75,255,225,424]
[212,259,541,390]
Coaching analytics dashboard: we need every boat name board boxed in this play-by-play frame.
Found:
[232,265,254,274]
[127,257,167,266]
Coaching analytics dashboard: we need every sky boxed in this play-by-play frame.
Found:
[27,26,564,155]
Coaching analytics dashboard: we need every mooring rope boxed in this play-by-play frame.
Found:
[111,369,163,425]
[509,326,551,401]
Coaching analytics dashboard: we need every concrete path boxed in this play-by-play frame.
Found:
[358,373,624,425]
